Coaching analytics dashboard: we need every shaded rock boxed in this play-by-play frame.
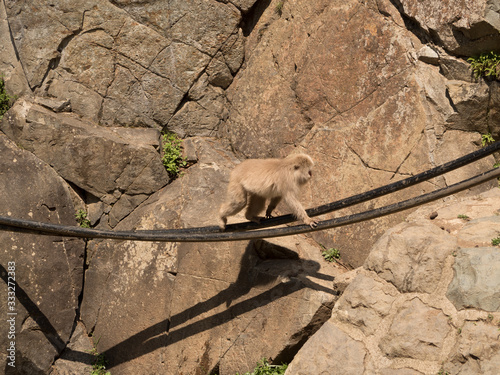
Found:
[439,55,475,81]
[0,133,85,374]
[285,321,370,375]
[0,0,31,98]
[446,247,500,311]
[365,221,457,293]
[206,52,234,89]
[488,80,500,135]
[80,239,175,375]
[396,0,500,55]
[417,45,440,65]
[167,74,228,137]
[51,322,94,375]
[34,97,71,113]
[445,81,490,133]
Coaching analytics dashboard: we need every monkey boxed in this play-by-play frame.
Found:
[218,153,318,229]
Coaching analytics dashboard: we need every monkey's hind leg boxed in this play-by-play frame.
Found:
[265,196,282,218]
[245,194,266,224]
[219,184,248,229]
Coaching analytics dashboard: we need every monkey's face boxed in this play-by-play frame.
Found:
[294,163,313,185]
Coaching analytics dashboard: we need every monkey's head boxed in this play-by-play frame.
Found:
[287,153,314,185]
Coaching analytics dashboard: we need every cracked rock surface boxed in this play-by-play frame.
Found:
[1,0,500,374]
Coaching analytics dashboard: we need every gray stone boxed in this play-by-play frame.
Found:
[446,247,500,311]
[0,0,31,97]
[34,97,72,113]
[335,273,399,335]
[1,99,169,217]
[285,321,369,375]
[206,52,234,89]
[445,81,490,133]
[51,322,94,375]
[365,221,457,293]
[379,298,450,360]
[417,45,440,65]
[398,0,500,55]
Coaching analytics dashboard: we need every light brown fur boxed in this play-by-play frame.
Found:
[219,153,318,229]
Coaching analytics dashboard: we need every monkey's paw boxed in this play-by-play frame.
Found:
[305,218,318,228]
[219,217,227,230]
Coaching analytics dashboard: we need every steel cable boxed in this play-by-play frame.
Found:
[1,166,499,242]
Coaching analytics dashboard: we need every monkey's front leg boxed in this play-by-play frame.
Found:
[283,194,318,228]
[265,197,282,218]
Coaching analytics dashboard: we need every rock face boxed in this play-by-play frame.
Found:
[286,188,500,375]
[0,0,500,374]
[0,133,85,374]
[3,0,251,128]
[223,0,498,266]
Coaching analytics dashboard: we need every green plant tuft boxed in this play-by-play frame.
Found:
[481,133,495,147]
[457,214,470,221]
[492,237,500,246]
[468,52,500,80]
[75,209,91,228]
[237,358,288,375]
[162,132,187,177]
[322,247,341,262]
[0,76,14,119]
[89,337,111,375]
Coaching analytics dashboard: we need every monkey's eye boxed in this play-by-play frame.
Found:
[294,165,300,170]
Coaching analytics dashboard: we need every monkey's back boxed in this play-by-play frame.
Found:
[230,158,296,198]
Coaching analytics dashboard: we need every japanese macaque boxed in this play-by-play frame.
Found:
[219,153,318,229]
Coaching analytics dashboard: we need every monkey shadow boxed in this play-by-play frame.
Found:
[0,240,336,372]
[102,239,337,369]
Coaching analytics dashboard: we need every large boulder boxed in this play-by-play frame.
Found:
[0,133,85,374]
[286,188,500,374]
[0,99,169,228]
